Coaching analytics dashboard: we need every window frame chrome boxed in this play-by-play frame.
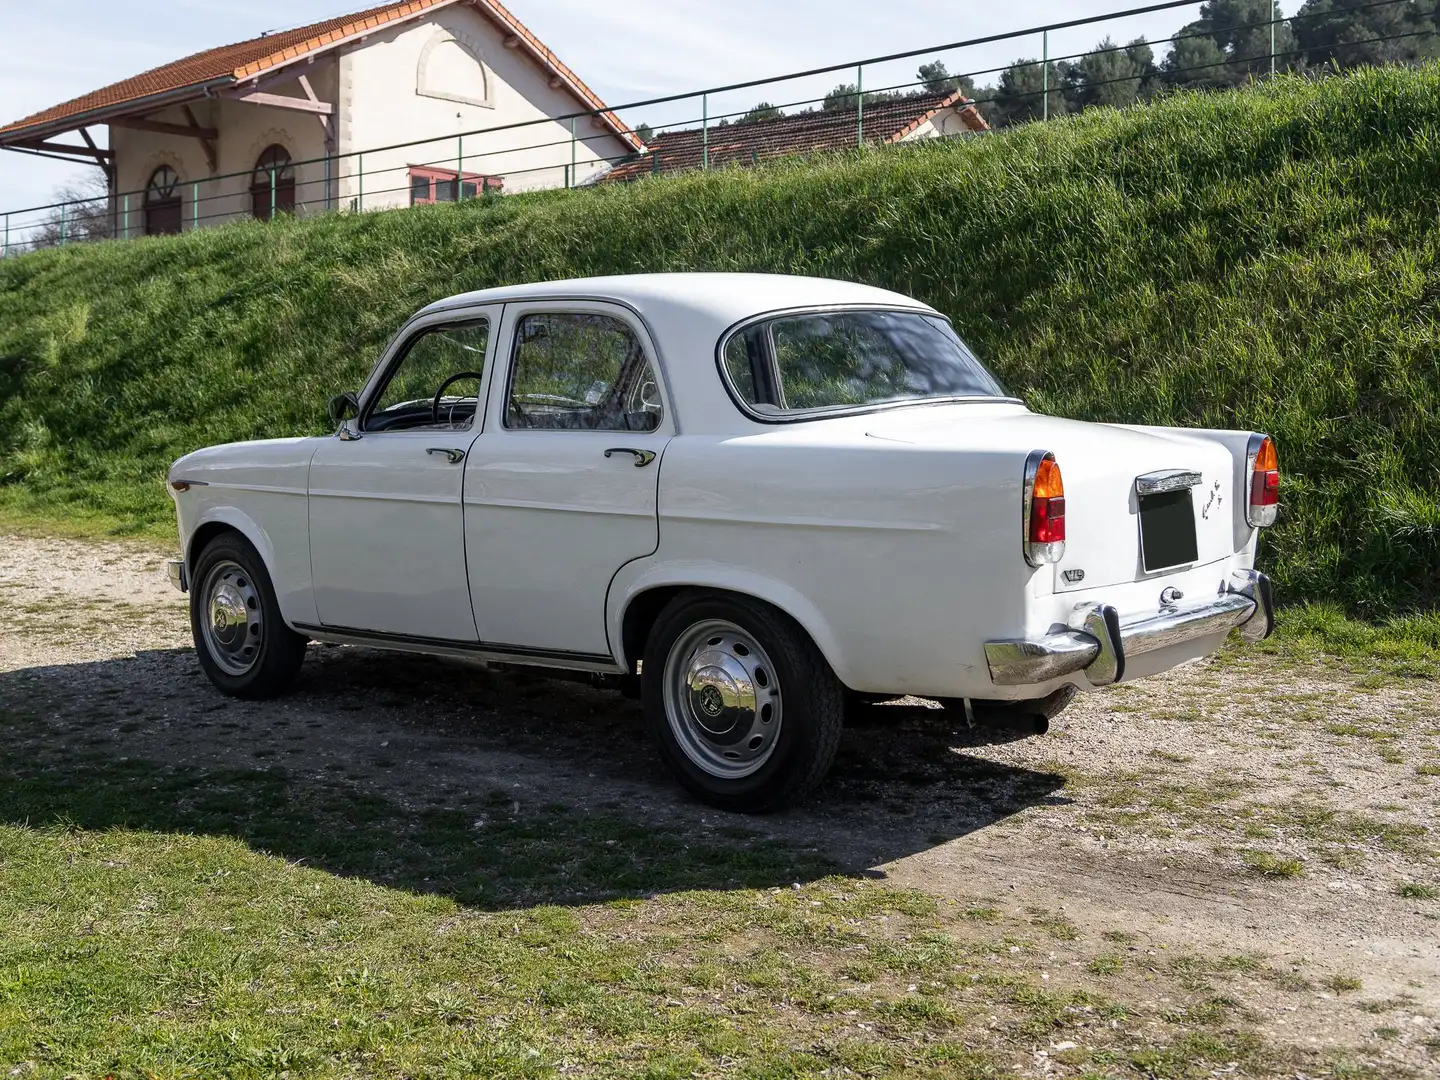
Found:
[714,303,1021,426]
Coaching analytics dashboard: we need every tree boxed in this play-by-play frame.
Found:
[916,60,977,98]
[992,58,1068,124]
[1163,1,1298,89]
[1069,37,1158,110]
[739,102,784,124]
[822,83,900,111]
[634,122,654,145]
[1293,0,1439,69]
[27,172,112,250]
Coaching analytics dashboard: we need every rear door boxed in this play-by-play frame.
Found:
[463,302,671,659]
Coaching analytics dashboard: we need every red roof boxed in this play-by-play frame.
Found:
[0,0,641,150]
[607,91,987,182]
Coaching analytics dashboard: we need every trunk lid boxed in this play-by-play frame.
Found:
[863,405,1238,591]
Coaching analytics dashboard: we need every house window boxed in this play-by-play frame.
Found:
[250,145,296,221]
[408,166,502,205]
[144,166,183,236]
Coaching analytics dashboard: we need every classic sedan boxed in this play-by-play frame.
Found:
[166,273,1278,812]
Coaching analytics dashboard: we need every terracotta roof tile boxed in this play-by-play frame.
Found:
[606,91,987,182]
[0,0,640,150]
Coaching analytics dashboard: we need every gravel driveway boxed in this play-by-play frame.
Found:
[1,534,1437,1073]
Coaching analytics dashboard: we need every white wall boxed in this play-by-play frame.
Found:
[899,107,983,143]
[337,3,631,208]
[110,62,337,236]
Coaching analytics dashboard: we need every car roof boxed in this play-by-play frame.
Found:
[420,273,934,325]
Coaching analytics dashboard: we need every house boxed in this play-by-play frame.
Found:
[0,0,642,237]
[605,90,988,182]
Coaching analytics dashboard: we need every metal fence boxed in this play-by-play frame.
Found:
[1,0,1433,255]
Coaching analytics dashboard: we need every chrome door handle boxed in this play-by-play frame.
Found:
[427,447,466,464]
[604,448,656,468]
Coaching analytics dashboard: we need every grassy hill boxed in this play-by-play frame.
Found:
[2,66,1438,613]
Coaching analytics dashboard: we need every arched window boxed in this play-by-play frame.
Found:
[144,166,183,236]
[250,145,296,221]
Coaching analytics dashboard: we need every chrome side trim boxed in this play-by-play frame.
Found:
[166,559,189,593]
[984,570,1272,687]
[1135,469,1202,496]
[291,622,625,674]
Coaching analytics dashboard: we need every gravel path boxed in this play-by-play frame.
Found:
[2,534,1437,1072]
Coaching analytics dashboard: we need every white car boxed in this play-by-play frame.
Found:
[166,273,1278,812]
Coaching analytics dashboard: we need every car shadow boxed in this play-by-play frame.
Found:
[0,644,1068,911]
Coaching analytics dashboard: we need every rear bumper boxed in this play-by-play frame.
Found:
[984,570,1273,687]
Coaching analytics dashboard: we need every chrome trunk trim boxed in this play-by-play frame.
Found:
[1135,469,1203,496]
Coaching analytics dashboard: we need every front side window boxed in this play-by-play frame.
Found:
[505,313,662,432]
[365,319,490,432]
[723,309,1007,418]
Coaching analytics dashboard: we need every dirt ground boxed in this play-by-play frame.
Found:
[1,534,1437,1075]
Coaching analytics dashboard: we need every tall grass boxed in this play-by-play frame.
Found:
[2,67,1438,612]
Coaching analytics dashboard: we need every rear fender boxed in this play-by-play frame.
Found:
[608,560,849,684]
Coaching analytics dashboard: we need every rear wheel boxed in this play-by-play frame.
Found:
[190,532,307,699]
[642,593,843,813]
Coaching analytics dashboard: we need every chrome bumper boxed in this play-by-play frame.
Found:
[166,559,189,594]
[985,570,1273,687]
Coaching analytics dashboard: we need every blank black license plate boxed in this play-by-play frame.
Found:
[1139,489,1199,572]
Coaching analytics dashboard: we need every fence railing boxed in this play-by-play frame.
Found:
[1,0,1433,255]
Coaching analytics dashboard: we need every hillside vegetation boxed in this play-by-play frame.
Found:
[2,67,1439,612]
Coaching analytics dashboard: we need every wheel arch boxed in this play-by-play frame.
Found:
[611,564,851,685]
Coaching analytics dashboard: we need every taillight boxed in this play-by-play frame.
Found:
[1246,434,1279,528]
[1024,451,1066,567]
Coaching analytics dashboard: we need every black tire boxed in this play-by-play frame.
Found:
[190,531,307,700]
[642,592,844,813]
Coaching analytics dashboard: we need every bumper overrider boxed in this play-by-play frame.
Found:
[985,570,1274,687]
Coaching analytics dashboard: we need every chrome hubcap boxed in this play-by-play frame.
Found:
[200,560,263,676]
[663,619,782,780]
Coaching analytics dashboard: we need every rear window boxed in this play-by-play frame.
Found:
[722,309,1007,418]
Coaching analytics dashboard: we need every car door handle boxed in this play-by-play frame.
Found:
[427,447,466,464]
[604,448,656,467]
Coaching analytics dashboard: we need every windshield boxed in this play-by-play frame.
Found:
[722,309,1007,417]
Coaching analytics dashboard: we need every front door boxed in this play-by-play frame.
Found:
[464,304,672,658]
[309,307,498,640]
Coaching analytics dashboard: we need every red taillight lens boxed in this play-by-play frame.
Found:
[1247,435,1279,527]
[1025,453,1066,566]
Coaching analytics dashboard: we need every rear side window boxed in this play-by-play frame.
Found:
[722,309,1006,418]
[505,312,663,431]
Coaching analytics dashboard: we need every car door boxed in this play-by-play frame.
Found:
[464,302,672,659]
[308,306,500,641]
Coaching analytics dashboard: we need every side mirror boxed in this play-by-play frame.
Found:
[328,392,359,424]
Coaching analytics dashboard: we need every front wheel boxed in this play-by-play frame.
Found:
[190,532,307,700]
[642,593,844,813]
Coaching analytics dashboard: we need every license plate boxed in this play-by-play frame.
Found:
[1138,488,1199,572]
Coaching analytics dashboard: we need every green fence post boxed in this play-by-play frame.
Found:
[122,194,129,239]
[358,153,364,211]
[571,116,578,184]
[2,213,7,257]
[458,136,464,197]
[1042,31,1049,121]
[193,182,200,230]
[857,64,864,146]
[60,203,67,247]
[1270,1,1277,76]
[702,93,709,170]
[269,167,277,220]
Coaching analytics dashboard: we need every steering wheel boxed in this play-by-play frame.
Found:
[431,371,486,425]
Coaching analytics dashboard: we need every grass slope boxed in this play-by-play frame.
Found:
[2,67,1439,611]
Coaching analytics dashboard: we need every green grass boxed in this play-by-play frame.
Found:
[1258,603,1440,678]
[1241,850,1307,879]
[0,707,1352,1079]
[3,67,1440,609]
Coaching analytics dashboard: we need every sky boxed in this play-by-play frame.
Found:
[0,0,1299,216]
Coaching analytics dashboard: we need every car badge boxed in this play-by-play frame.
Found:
[1062,569,1086,584]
